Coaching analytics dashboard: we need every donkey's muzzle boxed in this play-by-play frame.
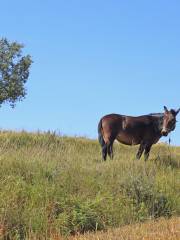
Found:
[161,130,168,136]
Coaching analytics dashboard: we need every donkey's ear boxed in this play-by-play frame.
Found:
[176,108,180,116]
[164,106,168,112]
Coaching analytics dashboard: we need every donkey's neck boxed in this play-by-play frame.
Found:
[150,113,164,134]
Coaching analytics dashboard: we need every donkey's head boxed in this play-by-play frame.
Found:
[161,106,180,136]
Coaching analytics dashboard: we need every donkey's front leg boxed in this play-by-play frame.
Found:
[136,142,145,160]
[144,144,152,161]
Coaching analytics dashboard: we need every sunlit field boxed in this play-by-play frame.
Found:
[0,131,179,239]
[68,217,180,240]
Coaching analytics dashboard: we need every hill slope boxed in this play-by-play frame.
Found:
[0,131,179,239]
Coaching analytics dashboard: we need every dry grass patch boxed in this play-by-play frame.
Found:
[68,217,180,240]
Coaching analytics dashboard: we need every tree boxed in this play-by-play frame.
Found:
[0,38,32,107]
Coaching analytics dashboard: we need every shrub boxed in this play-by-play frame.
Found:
[120,173,172,221]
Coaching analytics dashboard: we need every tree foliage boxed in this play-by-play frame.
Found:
[0,38,32,107]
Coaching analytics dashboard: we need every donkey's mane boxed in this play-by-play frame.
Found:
[148,113,164,117]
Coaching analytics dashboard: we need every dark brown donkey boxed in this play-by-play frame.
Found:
[98,106,179,161]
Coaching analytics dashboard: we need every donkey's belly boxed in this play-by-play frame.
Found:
[116,132,141,145]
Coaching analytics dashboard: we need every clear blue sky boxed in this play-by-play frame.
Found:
[0,0,180,145]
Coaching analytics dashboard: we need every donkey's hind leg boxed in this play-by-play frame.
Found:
[103,132,115,160]
[107,142,114,159]
[102,144,108,161]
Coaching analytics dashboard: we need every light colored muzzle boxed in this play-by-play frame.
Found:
[161,128,169,136]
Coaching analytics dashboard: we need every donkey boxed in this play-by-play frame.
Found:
[98,106,179,161]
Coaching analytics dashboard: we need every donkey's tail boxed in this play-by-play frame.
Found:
[98,119,105,147]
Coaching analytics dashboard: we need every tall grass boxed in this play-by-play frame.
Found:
[0,131,179,239]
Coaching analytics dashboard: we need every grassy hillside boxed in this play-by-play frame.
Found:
[0,131,179,239]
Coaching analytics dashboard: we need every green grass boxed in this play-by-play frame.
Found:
[0,130,179,239]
